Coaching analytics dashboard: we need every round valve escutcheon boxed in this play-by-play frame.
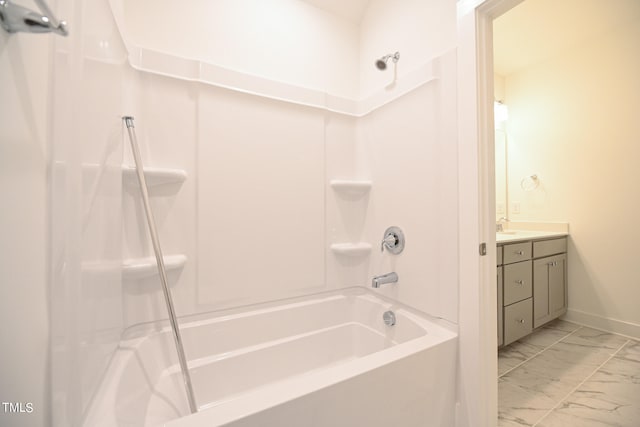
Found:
[381,226,405,254]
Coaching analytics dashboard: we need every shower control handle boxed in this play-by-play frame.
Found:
[381,226,405,254]
[381,235,396,252]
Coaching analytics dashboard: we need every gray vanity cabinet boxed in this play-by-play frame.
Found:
[498,236,568,346]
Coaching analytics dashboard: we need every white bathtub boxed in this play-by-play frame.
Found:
[84,287,458,427]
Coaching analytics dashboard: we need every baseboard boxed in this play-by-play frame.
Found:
[562,309,640,340]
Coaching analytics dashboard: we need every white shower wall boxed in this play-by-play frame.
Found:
[117,0,458,325]
[46,0,459,425]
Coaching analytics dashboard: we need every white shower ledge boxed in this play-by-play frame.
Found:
[122,255,187,280]
[122,166,187,187]
[330,180,372,197]
[330,243,372,257]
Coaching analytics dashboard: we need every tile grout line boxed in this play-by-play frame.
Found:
[499,325,584,378]
[531,338,631,427]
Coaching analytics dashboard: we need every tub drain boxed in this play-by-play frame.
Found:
[383,310,396,326]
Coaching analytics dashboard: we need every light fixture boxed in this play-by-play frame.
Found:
[494,101,509,125]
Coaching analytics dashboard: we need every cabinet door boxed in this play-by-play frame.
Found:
[498,266,503,347]
[549,254,567,316]
[533,254,567,328]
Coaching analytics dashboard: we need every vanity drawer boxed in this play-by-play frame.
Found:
[504,298,533,345]
[503,241,532,264]
[533,238,567,258]
[497,245,503,266]
[503,260,532,305]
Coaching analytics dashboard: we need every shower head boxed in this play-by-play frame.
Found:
[375,51,400,70]
[375,58,388,70]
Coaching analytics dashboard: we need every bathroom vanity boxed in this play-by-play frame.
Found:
[497,232,568,346]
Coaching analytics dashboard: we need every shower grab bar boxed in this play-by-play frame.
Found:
[0,0,68,36]
[123,116,198,415]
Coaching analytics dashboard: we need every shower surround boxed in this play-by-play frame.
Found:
[49,0,459,425]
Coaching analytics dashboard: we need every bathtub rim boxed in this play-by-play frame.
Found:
[121,285,458,342]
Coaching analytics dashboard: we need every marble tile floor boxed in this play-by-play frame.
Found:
[498,319,640,426]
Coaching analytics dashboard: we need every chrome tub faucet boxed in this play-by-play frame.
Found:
[372,272,398,288]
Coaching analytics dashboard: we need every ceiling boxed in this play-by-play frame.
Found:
[493,0,640,76]
[300,0,371,24]
[298,0,640,72]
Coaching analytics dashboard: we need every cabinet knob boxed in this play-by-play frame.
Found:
[515,279,524,285]
[517,319,525,324]
[515,250,524,255]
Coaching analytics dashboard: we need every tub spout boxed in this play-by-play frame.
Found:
[372,272,398,288]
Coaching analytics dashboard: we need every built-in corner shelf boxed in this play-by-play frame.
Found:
[330,180,372,197]
[122,166,187,188]
[122,254,187,280]
[330,243,372,257]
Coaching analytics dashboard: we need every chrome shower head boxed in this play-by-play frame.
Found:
[375,51,400,70]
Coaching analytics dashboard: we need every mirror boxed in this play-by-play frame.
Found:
[495,101,508,221]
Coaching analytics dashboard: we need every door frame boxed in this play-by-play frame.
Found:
[456,0,525,426]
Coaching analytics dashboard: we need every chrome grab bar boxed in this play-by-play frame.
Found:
[123,116,198,414]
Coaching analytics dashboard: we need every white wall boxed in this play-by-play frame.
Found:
[197,84,327,308]
[358,51,459,321]
[122,57,459,324]
[359,0,456,98]
[123,0,360,100]
[0,20,50,427]
[113,0,459,325]
[504,11,640,335]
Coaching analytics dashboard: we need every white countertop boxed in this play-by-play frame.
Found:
[496,230,568,244]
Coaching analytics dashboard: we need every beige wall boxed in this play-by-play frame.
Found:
[494,73,505,102]
[504,15,640,335]
[0,29,50,426]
